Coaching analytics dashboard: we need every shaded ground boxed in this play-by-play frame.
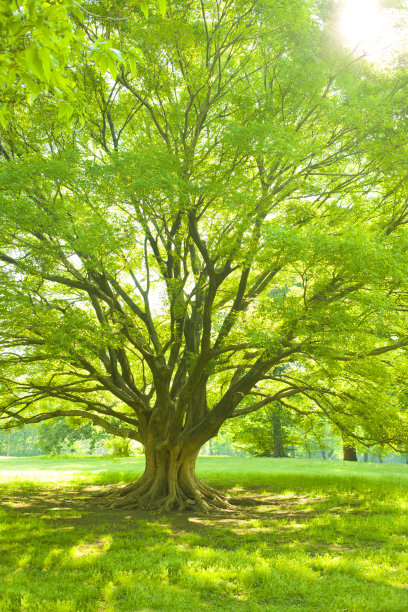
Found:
[0,483,374,543]
[1,458,408,611]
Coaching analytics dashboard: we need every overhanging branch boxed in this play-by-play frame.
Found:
[2,409,142,442]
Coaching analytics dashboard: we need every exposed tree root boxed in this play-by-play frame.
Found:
[103,477,234,513]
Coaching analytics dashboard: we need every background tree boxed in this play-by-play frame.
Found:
[1,0,408,511]
[35,417,108,455]
[226,403,293,457]
[227,406,342,459]
[342,440,358,462]
[0,424,41,456]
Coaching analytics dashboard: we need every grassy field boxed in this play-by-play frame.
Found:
[0,456,407,611]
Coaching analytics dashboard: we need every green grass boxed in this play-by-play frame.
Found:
[1,456,408,611]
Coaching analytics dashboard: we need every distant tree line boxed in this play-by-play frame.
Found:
[2,414,407,464]
[0,419,140,457]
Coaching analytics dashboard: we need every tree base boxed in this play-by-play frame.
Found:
[104,477,233,513]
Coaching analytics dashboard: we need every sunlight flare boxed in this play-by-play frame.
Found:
[338,0,408,66]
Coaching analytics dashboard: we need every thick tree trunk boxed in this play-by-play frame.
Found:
[343,444,358,461]
[106,441,231,512]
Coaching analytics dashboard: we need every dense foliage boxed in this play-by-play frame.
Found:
[1,0,408,508]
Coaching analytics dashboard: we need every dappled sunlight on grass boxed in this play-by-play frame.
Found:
[1,457,408,610]
[70,535,112,559]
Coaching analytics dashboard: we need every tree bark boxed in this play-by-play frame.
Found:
[106,438,231,512]
[343,444,358,461]
[272,407,286,457]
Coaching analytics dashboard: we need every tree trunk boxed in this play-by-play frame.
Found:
[272,407,286,457]
[343,444,358,461]
[363,452,369,462]
[22,429,27,456]
[106,440,231,512]
[7,432,11,457]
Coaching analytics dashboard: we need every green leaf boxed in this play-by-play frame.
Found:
[27,92,39,105]
[128,56,138,78]
[140,1,148,19]
[6,68,16,86]
[25,46,44,79]
[38,47,52,82]
[57,101,74,121]
[128,47,145,66]
[97,53,109,76]
[110,48,123,63]
[0,110,9,129]
[8,19,28,38]
[107,55,118,80]
[158,0,166,18]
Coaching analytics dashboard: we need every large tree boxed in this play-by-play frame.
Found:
[1,0,408,511]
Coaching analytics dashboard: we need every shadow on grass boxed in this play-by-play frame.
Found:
[1,484,408,612]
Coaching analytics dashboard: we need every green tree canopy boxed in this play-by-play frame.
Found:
[1,0,408,511]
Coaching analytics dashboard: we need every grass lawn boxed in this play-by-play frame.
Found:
[0,456,407,611]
